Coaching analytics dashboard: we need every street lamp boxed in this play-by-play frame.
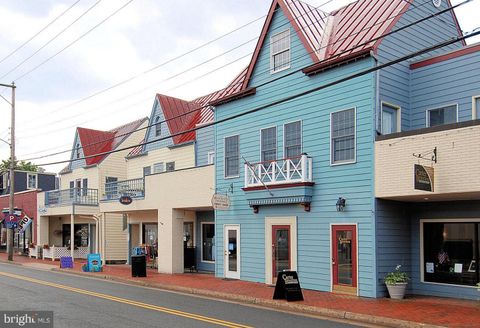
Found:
[0,82,16,261]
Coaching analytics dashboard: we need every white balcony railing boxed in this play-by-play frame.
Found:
[245,154,313,188]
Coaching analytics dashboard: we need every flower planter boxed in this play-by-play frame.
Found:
[386,282,407,299]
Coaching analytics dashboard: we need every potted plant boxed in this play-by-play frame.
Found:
[385,265,409,299]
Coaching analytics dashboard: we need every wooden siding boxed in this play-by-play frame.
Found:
[70,132,86,170]
[60,167,99,190]
[375,199,411,297]
[104,213,128,261]
[144,98,174,152]
[99,120,147,196]
[377,0,462,132]
[410,51,480,129]
[196,124,214,167]
[214,7,377,297]
[126,143,195,180]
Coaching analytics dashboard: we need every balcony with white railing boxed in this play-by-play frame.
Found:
[102,178,145,201]
[244,154,313,188]
[243,154,314,212]
[45,188,99,207]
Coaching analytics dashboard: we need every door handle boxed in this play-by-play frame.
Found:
[272,244,275,257]
[332,258,336,265]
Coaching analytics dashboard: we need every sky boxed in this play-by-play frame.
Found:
[0,0,478,174]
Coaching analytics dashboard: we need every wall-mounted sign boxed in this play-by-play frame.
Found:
[18,215,33,233]
[119,195,133,205]
[414,164,434,192]
[38,207,48,214]
[211,194,230,210]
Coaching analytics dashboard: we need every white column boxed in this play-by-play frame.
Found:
[70,214,74,258]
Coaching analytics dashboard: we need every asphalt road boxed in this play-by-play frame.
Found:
[0,263,369,328]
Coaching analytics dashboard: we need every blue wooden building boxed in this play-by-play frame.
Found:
[212,0,479,300]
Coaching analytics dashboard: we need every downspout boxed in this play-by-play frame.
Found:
[92,214,100,254]
[372,50,380,298]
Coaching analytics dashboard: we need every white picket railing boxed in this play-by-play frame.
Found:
[244,154,313,188]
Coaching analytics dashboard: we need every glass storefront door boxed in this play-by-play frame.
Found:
[332,225,357,290]
[272,225,290,283]
[224,225,240,279]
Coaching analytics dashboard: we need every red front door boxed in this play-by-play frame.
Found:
[332,225,357,290]
[272,225,291,283]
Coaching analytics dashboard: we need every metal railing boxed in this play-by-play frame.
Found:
[103,178,144,200]
[45,188,99,206]
[245,154,313,188]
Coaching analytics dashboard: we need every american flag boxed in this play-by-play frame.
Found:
[438,250,449,264]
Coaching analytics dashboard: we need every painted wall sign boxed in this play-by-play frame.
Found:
[272,270,304,302]
[211,194,230,210]
[18,215,33,233]
[119,195,133,205]
[414,164,434,192]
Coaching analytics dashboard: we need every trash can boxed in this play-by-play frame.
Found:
[131,255,147,277]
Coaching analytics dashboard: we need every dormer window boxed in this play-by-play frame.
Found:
[155,116,161,137]
[270,29,290,73]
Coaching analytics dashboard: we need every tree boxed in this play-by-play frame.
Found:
[0,159,38,172]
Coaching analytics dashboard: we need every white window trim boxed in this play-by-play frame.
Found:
[419,218,480,289]
[330,107,357,166]
[27,173,37,190]
[265,216,297,285]
[259,126,277,162]
[270,29,291,74]
[472,95,480,120]
[200,222,215,264]
[207,151,215,165]
[283,120,303,159]
[153,162,164,173]
[329,223,359,296]
[425,103,458,127]
[380,101,401,134]
[224,135,240,179]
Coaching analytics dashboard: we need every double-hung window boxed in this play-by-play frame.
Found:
[224,135,239,178]
[27,173,37,189]
[143,166,151,176]
[261,127,277,162]
[381,103,400,134]
[427,105,457,127]
[284,121,302,159]
[153,162,164,173]
[166,162,175,172]
[472,96,480,119]
[331,108,356,164]
[270,29,290,73]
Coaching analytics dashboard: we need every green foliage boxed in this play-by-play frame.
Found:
[0,159,38,172]
[384,265,409,285]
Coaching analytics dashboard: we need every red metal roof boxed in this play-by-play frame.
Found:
[410,42,480,69]
[76,117,147,166]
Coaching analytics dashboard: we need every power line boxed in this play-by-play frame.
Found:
[20,0,468,160]
[34,28,480,167]
[20,1,333,125]
[0,0,82,66]
[19,0,436,136]
[0,0,103,80]
[13,0,136,82]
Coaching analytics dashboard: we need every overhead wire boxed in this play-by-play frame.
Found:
[0,0,103,80]
[20,0,466,160]
[33,28,480,167]
[13,0,136,82]
[19,1,334,126]
[19,0,439,139]
[0,0,82,66]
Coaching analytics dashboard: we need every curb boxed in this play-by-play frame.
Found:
[50,268,445,328]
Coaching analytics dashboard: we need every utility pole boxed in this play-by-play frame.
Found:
[0,82,16,261]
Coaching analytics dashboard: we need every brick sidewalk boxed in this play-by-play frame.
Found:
[1,253,479,328]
